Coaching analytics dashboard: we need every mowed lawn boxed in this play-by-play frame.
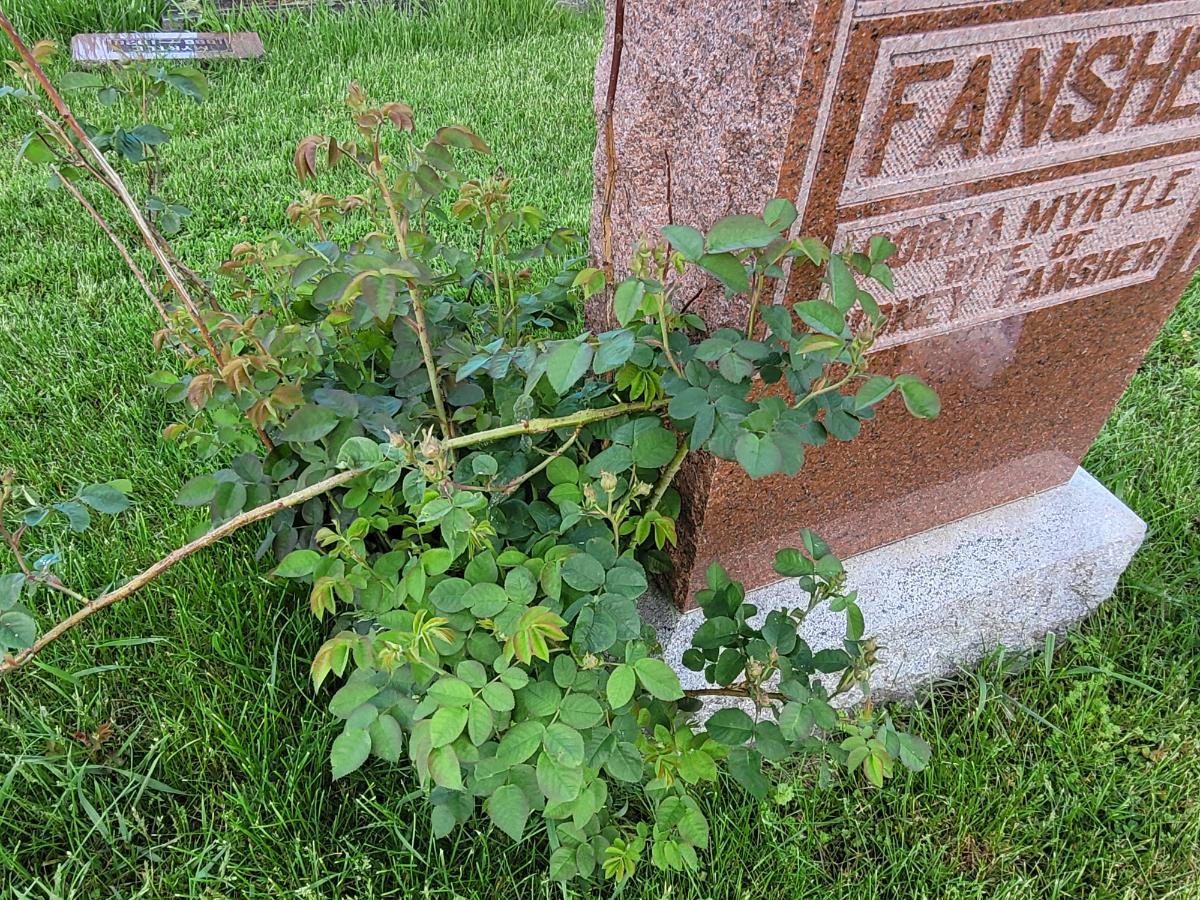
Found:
[1,3,1199,898]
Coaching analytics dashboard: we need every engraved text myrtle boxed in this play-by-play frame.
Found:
[845,163,1196,349]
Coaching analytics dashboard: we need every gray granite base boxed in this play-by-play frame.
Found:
[643,468,1145,702]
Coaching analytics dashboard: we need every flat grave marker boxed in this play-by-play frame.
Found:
[70,32,264,65]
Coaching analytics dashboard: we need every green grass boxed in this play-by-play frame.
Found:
[4,0,165,43]
[2,0,594,46]
[2,3,1199,897]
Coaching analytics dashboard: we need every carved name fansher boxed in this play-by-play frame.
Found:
[842,3,1200,204]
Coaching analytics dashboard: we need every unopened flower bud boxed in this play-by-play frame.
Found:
[581,653,601,670]
[862,637,879,666]
[599,470,618,494]
[418,428,442,461]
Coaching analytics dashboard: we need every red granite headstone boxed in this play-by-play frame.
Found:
[589,0,1200,605]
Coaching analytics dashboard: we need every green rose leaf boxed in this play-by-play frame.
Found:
[274,548,321,578]
[696,252,750,293]
[604,741,643,782]
[428,745,463,790]
[330,727,371,779]
[465,582,508,617]
[536,751,583,803]
[546,340,595,394]
[279,404,340,443]
[706,214,780,253]
[175,473,218,507]
[631,425,678,468]
[429,706,469,748]
[793,300,845,338]
[0,573,24,608]
[896,375,941,418]
[482,681,515,712]
[504,566,537,605]
[549,846,577,882]
[546,456,578,485]
[55,501,91,533]
[422,547,454,575]
[869,235,896,263]
[668,386,709,421]
[897,732,932,771]
[607,663,636,708]
[854,376,895,411]
[594,329,636,374]
[705,708,755,745]
[78,483,130,514]
[428,675,474,707]
[734,432,782,480]
[632,657,684,701]
[429,577,471,613]
[827,255,859,312]
[559,694,604,729]
[497,720,546,765]
[662,224,704,260]
[542,722,585,767]
[763,198,798,231]
[368,714,404,762]
[467,698,493,745]
[329,681,379,717]
[487,783,530,842]
[605,564,647,600]
[713,648,745,686]
[337,436,383,468]
[561,554,605,592]
[613,279,646,326]
[727,746,769,799]
[0,607,36,651]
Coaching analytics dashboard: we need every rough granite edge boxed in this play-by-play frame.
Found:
[641,467,1146,707]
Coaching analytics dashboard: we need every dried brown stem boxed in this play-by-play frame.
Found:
[683,686,786,702]
[53,167,178,334]
[376,168,453,447]
[0,12,280,452]
[598,0,625,329]
[664,148,673,225]
[0,10,219,362]
[0,486,32,578]
[0,467,363,676]
[35,111,113,190]
[152,226,223,311]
